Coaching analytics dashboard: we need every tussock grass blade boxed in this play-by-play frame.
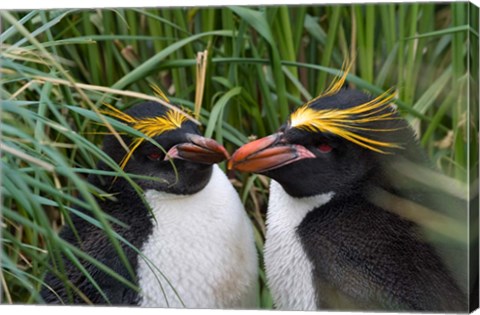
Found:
[374,44,398,87]
[204,86,242,141]
[229,6,274,45]
[405,25,476,40]
[194,50,208,120]
[408,67,452,121]
[316,6,342,93]
[303,14,327,52]
[420,93,456,148]
[379,4,396,52]
[111,30,236,91]
[230,6,289,122]
[0,10,38,43]
[2,10,75,50]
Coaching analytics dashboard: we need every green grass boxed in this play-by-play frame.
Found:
[0,3,477,306]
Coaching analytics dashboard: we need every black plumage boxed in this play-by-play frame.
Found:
[297,194,466,311]
[41,186,152,304]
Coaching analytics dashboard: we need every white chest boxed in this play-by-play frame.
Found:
[136,165,258,308]
[264,180,333,310]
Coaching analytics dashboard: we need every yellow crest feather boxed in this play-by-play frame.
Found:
[290,90,402,154]
[150,84,170,102]
[131,109,187,138]
[305,59,354,108]
[320,59,354,98]
[100,103,188,169]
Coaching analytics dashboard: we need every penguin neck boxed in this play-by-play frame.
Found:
[264,180,334,310]
[268,180,335,225]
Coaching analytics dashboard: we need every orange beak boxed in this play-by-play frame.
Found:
[228,133,315,173]
[166,134,230,165]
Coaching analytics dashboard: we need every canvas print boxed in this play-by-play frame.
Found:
[0,2,478,312]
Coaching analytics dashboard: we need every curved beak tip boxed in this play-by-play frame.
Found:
[227,158,234,170]
[219,146,231,160]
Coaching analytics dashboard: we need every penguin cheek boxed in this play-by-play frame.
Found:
[264,159,335,197]
[160,160,212,194]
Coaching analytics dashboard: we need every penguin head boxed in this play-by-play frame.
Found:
[98,102,229,195]
[229,88,419,198]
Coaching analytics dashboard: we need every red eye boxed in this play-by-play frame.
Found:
[147,152,163,161]
[318,143,333,153]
